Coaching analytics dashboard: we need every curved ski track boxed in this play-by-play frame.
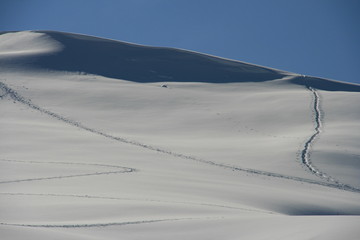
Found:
[301,86,342,185]
[0,81,359,194]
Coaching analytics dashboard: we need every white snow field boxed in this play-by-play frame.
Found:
[1,31,360,239]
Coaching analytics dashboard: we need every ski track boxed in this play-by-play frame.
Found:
[0,192,277,214]
[301,86,342,185]
[1,81,359,194]
[0,159,135,184]
[0,192,273,214]
[0,218,196,228]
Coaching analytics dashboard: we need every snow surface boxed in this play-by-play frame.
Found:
[1,31,360,239]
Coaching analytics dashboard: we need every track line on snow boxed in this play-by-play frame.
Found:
[0,192,274,214]
[301,86,345,186]
[1,81,359,193]
[301,86,323,176]
[0,218,194,228]
[0,159,135,184]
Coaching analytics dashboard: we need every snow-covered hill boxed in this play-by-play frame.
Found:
[1,31,360,239]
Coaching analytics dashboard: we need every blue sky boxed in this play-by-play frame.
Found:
[1,0,359,83]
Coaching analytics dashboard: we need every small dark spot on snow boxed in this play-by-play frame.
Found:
[161,85,168,88]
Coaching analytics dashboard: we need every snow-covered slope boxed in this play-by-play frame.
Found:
[1,31,360,239]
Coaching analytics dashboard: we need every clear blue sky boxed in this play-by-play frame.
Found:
[1,0,359,83]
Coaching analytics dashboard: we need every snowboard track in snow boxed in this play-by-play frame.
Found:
[1,81,359,193]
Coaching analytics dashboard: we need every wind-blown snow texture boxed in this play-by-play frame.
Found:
[1,31,360,240]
